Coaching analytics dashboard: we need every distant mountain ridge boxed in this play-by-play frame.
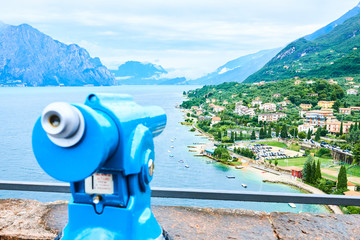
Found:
[245,2,360,83]
[305,2,360,41]
[0,23,114,86]
[187,48,281,85]
[111,61,187,85]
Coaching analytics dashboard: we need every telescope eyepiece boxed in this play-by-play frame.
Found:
[49,114,61,128]
[41,102,85,148]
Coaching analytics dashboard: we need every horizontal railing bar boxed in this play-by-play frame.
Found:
[152,187,360,206]
[0,180,71,193]
[0,181,359,206]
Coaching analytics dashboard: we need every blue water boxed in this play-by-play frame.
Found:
[0,86,328,213]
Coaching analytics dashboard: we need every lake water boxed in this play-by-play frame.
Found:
[0,86,328,213]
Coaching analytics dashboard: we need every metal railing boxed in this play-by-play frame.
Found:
[0,180,359,206]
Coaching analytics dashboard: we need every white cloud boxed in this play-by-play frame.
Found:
[0,0,359,79]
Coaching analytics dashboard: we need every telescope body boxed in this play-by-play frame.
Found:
[32,93,166,240]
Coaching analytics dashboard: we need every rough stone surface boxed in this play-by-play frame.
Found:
[0,199,360,240]
[270,212,360,240]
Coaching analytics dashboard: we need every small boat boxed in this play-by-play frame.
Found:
[169,155,174,157]
[226,176,235,179]
[241,184,247,188]
[178,160,184,163]
[171,139,174,142]
[288,203,296,208]
[235,166,243,169]
[206,160,213,164]
[185,165,190,168]
[168,150,171,153]
[170,146,174,148]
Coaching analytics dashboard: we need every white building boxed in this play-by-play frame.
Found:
[259,103,276,112]
[347,89,359,95]
[298,124,314,133]
[234,105,256,118]
[258,112,287,122]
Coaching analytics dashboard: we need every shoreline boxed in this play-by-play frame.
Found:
[248,165,343,214]
[182,108,343,214]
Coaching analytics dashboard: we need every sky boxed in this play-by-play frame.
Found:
[0,0,359,79]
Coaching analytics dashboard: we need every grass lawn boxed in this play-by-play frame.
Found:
[256,141,287,148]
[344,163,360,178]
[322,172,338,181]
[287,143,301,152]
[274,157,333,168]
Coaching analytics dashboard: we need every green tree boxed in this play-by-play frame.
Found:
[230,131,235,143]
[214,146,231,160]
[315,160,322,181]
[332,100,340,112]
[311,161,316,184]
[267,126,272,138]
[280,125,288,138]
[303,155,314,183]
[275,125,280,137]
[337,165,348,191]
[298,131,306,139]
[275,159,278,166]
[307,129,312,140]
[183,91,186,95]
[315,128,321,141]
[352,142,360,164]
[339,121,343,136]
[251,130,256,140]
[259,128,264,139]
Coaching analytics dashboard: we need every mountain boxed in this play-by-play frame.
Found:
[0,23,114,86]
[245,4,360,83]
[187,48,281,85]
[305,2,360,41]
[111,61,187,85]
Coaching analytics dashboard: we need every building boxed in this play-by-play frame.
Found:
[308,93,318,97]
[294,80,301,85]
[212,105,226,113]
[196,109,203,116]
[353,85,360,89]
[298,124,314,133]
[252,81,265,86]
[211,99,217,103]
[347,89,358,95]
[290,167,303,179]
[231,94,238,98]
[223,100,228,105]
[191,106,199,110]
[199,115,212,121]
[260,103,276,112]
[258,112,287,122]
[339,108,351,115]
[306,80,315,84]
[350,106,360,112]
[251,100,262,107]
[299,110,307,118]
[326,119,354,134]
[234,105,256,118]
[202,149,215,157]
[273,93,281,98]
[317,101,335,109]
[300,103,312,110]
[211,117,221,126]
[345,77,354,81]
[328,79,338,85]
[305,109,334,127]
[278,100,290,107]
[206,99,210,103]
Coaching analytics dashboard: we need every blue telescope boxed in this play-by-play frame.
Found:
[32,93,166,240]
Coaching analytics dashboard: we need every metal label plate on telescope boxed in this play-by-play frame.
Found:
[84,173,114,195]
